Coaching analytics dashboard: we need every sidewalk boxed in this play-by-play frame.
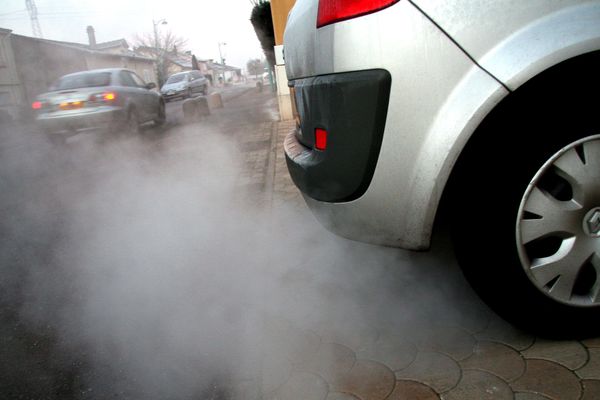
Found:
[255,118,600,400]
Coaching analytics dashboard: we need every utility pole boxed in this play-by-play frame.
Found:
[152,18,167,86]
[218,42,227,86]
[25,0,43,38]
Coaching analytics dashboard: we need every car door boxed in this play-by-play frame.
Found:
[121,71,155,122]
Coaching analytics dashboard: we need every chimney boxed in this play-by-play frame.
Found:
[87,26,96,47]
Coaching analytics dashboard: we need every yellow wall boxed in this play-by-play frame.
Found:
[270,0,296,45]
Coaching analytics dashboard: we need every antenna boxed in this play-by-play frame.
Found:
[25,0,43,38]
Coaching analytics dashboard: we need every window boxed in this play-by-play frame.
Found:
[119,71,137,87]
[166,74,186,84]
[130,72,146,87]
[52,72,111,90]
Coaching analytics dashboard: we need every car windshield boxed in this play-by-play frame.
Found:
[52,72,111,90]
[166,74,187,84]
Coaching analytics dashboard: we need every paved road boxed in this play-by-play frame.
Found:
[0,86,599,400]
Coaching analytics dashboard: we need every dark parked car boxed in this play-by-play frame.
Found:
[160,70,209,101]
[33,68,165,142]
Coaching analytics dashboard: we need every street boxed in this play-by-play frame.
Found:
[1,85,599,400]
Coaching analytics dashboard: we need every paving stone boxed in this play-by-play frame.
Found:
[475,317,535,351]
[450,304,494,335]
[271,372,329,400]
[320,326,380,352]
[298,342,356,383]
[582,337,600,348]
[264,318,321,366]
[387,380,439,400]
[262,353,293,395]
[522,338,588,370]
[577,348,600,380]
[356,333,417,371]
[330,360,396,400]
[231,379,261,400]
[418,326,476,361]
[581,379,600,400]
[514,393,552,400]
[460,341,525,382]
[511,359,582,400]
[441,370,513,400]
[395,352,461,393]
[326,394,360,400]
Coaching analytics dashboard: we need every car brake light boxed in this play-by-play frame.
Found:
[315,128,328,151]
[89,92,117,103]
[317,0,400,28]
[32,101,43,110]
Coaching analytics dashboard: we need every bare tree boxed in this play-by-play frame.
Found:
[133,30,188,86]
[246,58,264,79]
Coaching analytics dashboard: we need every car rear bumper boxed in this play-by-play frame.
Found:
[37,108,125,135]
[284,69,392,202]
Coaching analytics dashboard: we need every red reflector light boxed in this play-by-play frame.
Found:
[315,128,328,151]
[317,0,400,28]
[32,101,42,110]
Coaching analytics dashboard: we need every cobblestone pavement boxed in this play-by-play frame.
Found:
[235,110,600,399]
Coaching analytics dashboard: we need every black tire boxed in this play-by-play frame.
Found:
[203,85,208,96]
[449,57,600,338]
[154,101,166,127]
[126,108,140,134]
[187,88,193,99]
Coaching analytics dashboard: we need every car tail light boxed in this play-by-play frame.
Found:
[317,0,400,28]
[315,128,328,151]
[89,92,117,103]
[31,101,43,110]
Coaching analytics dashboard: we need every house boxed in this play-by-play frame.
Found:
[0,26,157,121]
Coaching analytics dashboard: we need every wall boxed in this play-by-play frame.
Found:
[11,35,87,108]
[0,30,25,120]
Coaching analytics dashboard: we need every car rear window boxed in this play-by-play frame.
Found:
[52,72,112,90]
[166,74,186,84]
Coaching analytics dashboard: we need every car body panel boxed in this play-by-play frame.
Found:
[412,0,600,90]
[285,1,507,249]
[283,0,600,250]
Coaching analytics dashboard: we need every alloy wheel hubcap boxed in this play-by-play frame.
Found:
[516,135,600,307]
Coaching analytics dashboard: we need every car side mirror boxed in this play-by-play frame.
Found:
[146,82,157,90]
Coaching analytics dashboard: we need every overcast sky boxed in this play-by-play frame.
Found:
[0,0,265,71]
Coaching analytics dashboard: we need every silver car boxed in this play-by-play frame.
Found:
[160,70,209,101]
[33,68,165,142]
[284,0,600,334]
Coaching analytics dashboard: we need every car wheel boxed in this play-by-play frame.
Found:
[126,108,140,134]
[187,88,193,99]
[154,101,166,127]
[203,85,208,96]
[450,85,600,337]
